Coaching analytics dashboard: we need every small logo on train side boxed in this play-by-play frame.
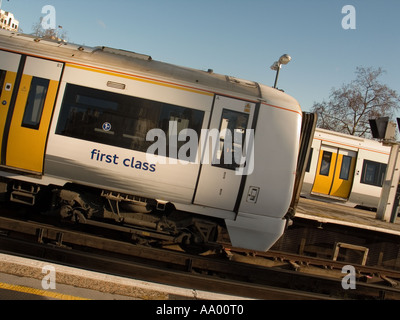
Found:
[102,122,112,132]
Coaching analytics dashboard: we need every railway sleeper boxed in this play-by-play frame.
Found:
[36,227,70,249]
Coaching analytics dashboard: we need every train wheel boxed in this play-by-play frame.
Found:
[179,239,210,255]
[179,222,218,254]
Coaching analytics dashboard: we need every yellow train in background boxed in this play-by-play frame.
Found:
[302,128,391,210]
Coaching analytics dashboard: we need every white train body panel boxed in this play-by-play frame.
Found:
[45,64,211,206]
[0,30,303,251]
[226,89,301,249]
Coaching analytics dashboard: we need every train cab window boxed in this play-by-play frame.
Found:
[339,155,352,180]
[319,151,332,176]
[361,160,387,187]
[0,69,6,97]
[213,109,249,170]
[22,77,50,129]
[56,84,204,160]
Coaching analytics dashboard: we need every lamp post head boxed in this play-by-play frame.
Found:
[271,54,292,89]
[270,61,280,71]
[278,54,291,65]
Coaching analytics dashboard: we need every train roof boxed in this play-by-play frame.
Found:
[0,29,301,115]
[315,127,391,154]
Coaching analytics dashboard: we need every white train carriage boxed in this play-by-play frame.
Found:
[302,128,391,209]
[0,29,303,252]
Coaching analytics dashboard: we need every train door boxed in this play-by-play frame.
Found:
[1,55,63,174]
[0,50,21,162]
[311,145,357,199]
[194,95,256,211]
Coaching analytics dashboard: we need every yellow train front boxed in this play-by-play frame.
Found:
[301,128,391,210]
[0,29,302,252]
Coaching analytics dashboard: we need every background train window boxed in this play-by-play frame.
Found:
[55,83,204,160]
[22,77,50,129]
[360,160,387,187]
[319,151,332,176]
[0,69,6,97]
[213,109,249,170]
[339,155,352,180]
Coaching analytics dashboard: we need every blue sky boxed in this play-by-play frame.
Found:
[2,0,400,115]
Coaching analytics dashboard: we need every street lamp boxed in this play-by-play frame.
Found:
[271,54,292,89]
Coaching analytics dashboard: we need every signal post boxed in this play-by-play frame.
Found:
[370,118,400,222]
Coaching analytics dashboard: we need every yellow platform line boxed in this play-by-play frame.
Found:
[0,282,89,300]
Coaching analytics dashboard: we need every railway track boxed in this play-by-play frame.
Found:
[227,247,400,286]
[1,210,400,300]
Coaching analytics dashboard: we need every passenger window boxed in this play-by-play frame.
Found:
[22,77,50,129]
[339,155,352,180]
[213,109,249,170]
[56,84,204,161]
[0,69,6,97]
[361,160,387,187]
[319,151,332,176]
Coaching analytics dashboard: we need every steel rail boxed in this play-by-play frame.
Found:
[228,247,400,281]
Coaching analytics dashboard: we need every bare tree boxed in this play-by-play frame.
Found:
[311,67,400,138]
[32,18,67,42]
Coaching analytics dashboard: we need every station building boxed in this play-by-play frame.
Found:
[0,10,19,32]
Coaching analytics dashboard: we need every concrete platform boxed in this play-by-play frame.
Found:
[0,253,251,300]
[296,198,400,236]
